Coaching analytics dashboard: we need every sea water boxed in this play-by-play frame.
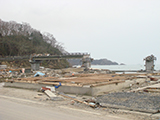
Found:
[91,64,160,71]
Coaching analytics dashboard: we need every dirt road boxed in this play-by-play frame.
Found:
[0,86,158,120]
[0,96,129,120]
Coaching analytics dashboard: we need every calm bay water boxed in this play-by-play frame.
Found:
[91,64,160,71]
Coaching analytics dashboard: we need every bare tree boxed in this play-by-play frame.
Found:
[55,42,66,53]
[43,32,57,47]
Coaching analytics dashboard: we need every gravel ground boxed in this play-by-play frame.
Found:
[96,92,160,111]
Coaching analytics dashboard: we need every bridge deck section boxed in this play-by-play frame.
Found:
[0,53,90,61]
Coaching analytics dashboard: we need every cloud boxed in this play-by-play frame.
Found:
[0,0,160,64]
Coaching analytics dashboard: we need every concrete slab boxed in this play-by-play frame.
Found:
[91,80,133,96]
[56,86,92,96]
[4,79,134,96]
[4,82,44,90]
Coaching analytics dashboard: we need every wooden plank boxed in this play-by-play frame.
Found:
[15,77,42,81]
[144,89,160,93]
[38,81,82,87]
[14,77,57,81]
[131,83,160,92]
[41,79,68,82]
[44,90,57,98]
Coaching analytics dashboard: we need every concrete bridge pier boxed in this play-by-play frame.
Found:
[82,55,93,70]
[30,60,41,71]
[144,55,156,72]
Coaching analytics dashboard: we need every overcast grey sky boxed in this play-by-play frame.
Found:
[0,0,160,64]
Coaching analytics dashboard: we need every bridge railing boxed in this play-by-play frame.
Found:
[0,53,90,61]
[62,53,89,56]
[0,55,30,61]
[31,53,90,58]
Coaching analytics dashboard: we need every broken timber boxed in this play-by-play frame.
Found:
[59,92,96,108]
[44,90,57,99]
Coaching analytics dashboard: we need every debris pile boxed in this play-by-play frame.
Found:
[59,92,100,108]
[1,65,160,114]
[4,74,129,87]
[38,86,100,108]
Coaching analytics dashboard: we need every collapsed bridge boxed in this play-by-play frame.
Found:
[0,53,93,70]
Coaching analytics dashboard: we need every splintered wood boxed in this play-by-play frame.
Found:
[6,73,138,87]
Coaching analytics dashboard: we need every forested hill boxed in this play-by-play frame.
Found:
[0,19,65,56]
[68,58,118,66]
[92,59,118,65]
[0,19,69,68]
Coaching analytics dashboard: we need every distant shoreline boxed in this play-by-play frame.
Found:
[91,64,160,71]
[68,58,119,66]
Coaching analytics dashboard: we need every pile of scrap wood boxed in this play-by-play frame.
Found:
[131,83,160,93]
[59,92,100,108]
[5,73,157,87]
[39,86,100,107]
